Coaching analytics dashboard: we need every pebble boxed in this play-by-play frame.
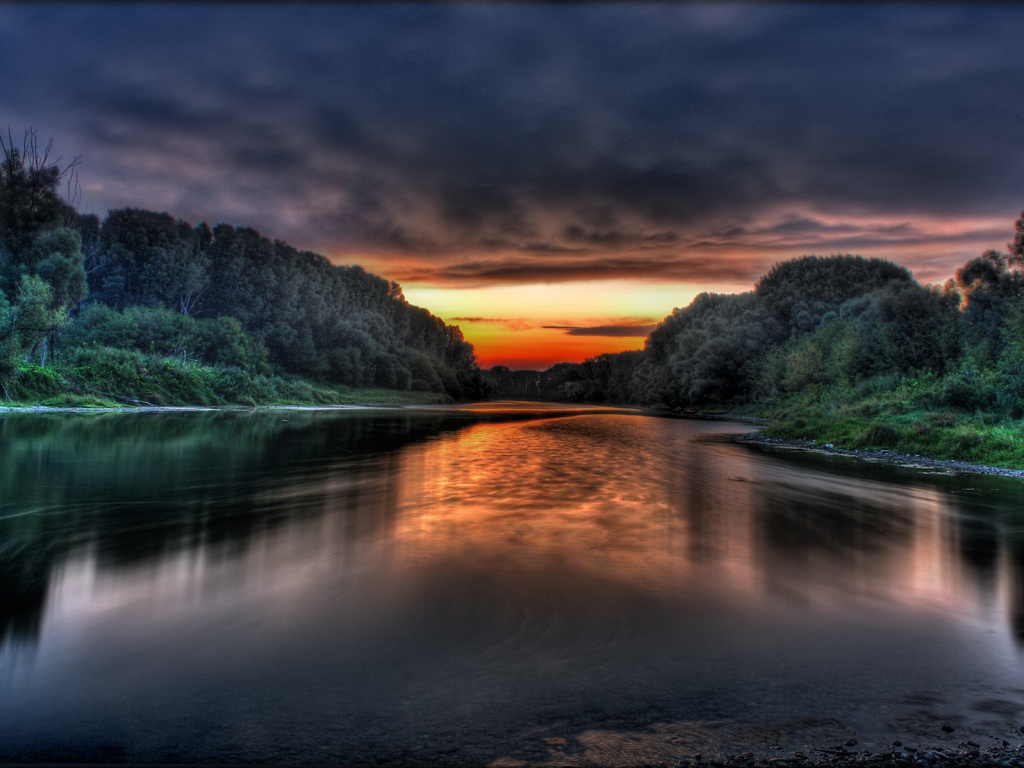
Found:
[657,743,1024,768]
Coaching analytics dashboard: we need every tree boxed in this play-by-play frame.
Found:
[32,228,87,310]
[0,129,78,278]
[0,130,86,367]
[756,254,914,336]
[91,208,209,313]
[955,249,1023,363]
[12,274,68,366]
[1009,210,1024,267]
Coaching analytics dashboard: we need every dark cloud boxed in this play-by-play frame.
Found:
[543,324,658,337]
[1,5,1022,284]
[397,253,768,288]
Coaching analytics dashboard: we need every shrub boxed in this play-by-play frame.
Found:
[867,423,899,447]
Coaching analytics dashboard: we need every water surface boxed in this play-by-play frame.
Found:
[1,404,1024,764]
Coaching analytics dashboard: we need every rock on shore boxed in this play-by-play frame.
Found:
[730,433,1024,479]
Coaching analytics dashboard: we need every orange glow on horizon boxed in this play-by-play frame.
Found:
[469,326,647,370]
[403,280,738,370]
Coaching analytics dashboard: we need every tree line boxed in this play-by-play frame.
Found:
[484,215,1024,418]
[0,130,484,401]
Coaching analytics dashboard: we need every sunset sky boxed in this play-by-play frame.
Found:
[3,4,1024,368]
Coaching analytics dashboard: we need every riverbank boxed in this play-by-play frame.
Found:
[652,399,1024,476]
[0,402,434,414]
[747,376,1024,471]
[0,358,454,409]
[730,431,1024,478]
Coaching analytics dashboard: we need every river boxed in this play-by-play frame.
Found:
[1,403,1023,764]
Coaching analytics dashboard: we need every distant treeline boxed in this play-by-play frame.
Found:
[485,217,1024,420]
[0,130,484,403]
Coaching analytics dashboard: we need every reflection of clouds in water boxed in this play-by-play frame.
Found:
[391,415,706,584]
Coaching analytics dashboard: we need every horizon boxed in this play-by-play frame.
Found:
[4,4,1024,368]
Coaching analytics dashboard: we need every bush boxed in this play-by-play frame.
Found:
[61,304,271,374]
[866,423,899,448]
[940,370,990,411]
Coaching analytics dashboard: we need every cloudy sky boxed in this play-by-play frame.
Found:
[3,4,1024,367]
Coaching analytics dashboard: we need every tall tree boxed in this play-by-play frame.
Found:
[0,130,86,368]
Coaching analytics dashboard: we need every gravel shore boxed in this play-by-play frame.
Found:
[627,741,1024,767]
[729,432,1024,478]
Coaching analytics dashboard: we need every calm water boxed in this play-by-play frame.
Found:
[2,404,1024,764]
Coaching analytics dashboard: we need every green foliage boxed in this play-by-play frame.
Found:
[86,214,483,398]
[756,254,915,334]
[0,346,449,408]
[89,208,209,313]
[9,273,70,367]
[866,423,899,447]
[954,249,1024,365]
[0,288,18,375]
[762,371,1024,468]
[31,228,87,309]
[565,254,943,411]
[62,303,271,374]
[613,255,932,411]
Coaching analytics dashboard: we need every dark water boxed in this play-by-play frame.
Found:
[2,404,1024,764]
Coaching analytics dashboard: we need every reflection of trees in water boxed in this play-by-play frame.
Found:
[754,483,915,558]
[0,543,51,649]
[954,515,1000,592]
[1004,540,1024,645]
[680,449,719,567]
[0,410,477,653]
[750,468,1024,647]
[750,480,917,602]
[944,493,1024,647]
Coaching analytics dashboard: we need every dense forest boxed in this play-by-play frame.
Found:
[484,214,1024,466]
[0,131,483,405]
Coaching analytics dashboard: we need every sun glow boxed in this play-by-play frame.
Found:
[403,279,747,369]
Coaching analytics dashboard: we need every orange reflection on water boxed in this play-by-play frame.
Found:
[388,416,709,587]
[385,416,1001,626]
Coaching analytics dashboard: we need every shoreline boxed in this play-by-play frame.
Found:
[730,431,1024,478]
[0,403,426,414]
[6,403,1024,480]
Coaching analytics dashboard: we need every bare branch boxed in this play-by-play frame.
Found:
[0,127,14,165]
[82,241,108,275]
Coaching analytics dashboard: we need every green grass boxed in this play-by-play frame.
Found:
[760,375,1024,468]
[0,348,453,409]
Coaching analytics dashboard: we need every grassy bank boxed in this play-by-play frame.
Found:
[754,373,1024,469]
[0,348,452,408]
